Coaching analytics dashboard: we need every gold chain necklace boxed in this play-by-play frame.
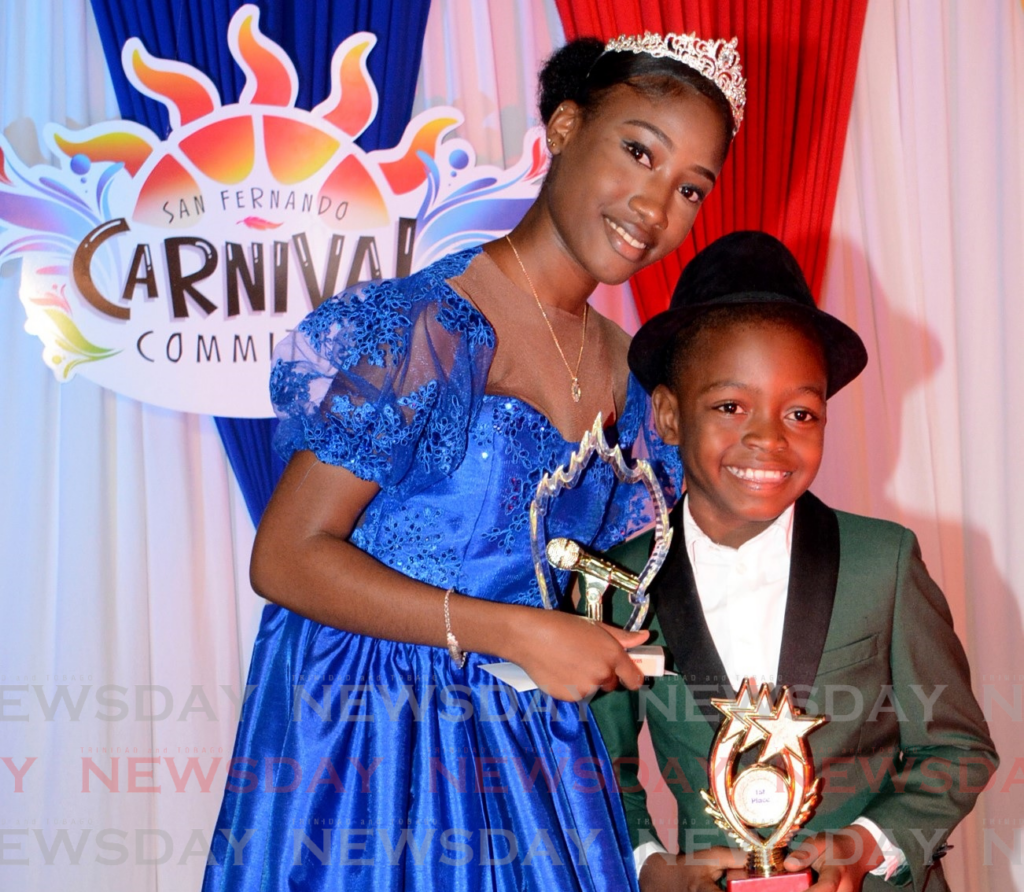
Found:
[505,234,588,403]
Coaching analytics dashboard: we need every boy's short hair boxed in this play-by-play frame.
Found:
[666,301,828,388]
[628,231,867,397]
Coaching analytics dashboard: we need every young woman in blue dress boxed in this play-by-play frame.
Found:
[204,31,744,892]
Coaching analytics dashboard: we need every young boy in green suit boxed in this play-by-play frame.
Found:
[589,231,997,891]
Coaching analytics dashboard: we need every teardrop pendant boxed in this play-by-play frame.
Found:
[505,236,589,408]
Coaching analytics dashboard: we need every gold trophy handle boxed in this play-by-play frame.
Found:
[580,573,610,622]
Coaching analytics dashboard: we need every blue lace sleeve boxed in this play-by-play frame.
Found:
[270,249,495,495]
[591,374,683,551]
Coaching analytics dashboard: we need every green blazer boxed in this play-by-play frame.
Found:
[589,492,997,891]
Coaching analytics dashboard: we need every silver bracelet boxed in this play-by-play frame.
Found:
[444,587,467,668]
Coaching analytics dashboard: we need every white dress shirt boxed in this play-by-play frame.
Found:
[632,497,904,880]
[683,498,794,692]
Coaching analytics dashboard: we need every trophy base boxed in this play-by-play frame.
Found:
[727,869,812,890]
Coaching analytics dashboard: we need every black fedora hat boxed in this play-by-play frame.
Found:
[628,230,867,397]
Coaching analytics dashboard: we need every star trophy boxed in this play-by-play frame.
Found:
[529,415,672,675]
[702,679,828,890]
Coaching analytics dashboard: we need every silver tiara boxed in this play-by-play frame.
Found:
[604,32,746,135]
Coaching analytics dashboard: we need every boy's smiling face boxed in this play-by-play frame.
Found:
[652,318,828,548]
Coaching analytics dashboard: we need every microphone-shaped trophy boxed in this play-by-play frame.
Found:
[545,536,641,620]
[529,414,672,640]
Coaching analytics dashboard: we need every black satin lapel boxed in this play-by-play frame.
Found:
[652,502,734,725]
[776,492,840,707]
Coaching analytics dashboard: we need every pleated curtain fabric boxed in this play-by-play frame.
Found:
[553,0,869,319]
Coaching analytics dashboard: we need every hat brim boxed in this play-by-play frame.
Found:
[628,291,868,398]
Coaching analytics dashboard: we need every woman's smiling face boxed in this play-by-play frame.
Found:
[543,83,729,286]
[652,318,829,548]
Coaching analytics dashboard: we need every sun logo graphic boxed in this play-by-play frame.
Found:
[0,4,547,416]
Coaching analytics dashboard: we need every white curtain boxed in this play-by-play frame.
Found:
[814,2,1024,888]
[0,3,262,890]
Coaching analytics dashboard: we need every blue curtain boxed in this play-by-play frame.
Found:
[89,0,433,524]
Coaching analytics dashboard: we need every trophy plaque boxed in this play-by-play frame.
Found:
[701,679,827,890]
[529,414,672,634]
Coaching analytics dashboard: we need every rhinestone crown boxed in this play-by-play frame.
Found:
[604,32,746,135]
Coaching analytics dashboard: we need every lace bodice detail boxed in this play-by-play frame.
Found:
[271,247,681,607]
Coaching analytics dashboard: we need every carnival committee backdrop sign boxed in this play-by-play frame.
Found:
[0,5,545,416]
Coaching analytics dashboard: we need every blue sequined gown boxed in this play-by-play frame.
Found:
[202,248,678,891]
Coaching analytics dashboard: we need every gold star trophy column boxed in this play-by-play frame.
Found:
[701,680,827,889]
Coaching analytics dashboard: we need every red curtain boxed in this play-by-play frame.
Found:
[554,0,868,318]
